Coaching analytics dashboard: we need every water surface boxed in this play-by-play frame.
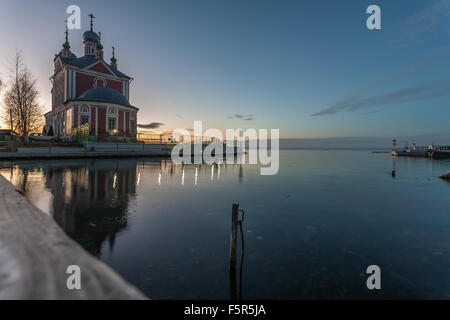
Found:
[1,150,449,299]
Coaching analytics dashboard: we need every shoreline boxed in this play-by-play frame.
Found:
[0,150,172,160]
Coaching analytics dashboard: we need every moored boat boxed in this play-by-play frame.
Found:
[392,142,428,157]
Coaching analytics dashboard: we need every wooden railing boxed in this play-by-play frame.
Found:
[0,174,147,299]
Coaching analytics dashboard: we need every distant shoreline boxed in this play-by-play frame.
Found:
[276,147,391,151]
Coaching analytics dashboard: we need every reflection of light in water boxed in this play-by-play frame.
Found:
[211,165,214,181]
[64,170,72,204]
[181,168,185,186]
[218,165,221,179]
[137,172,141,186]
[112,172,118,190]
[158,171,161,185]
[76,168,89,190]
[195,167,198,186]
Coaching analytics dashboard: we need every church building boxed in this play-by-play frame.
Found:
[45,14,138,139]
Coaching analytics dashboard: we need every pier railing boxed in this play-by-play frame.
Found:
[84,141,165,152]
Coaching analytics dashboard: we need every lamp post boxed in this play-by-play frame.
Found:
[113,129,118,151]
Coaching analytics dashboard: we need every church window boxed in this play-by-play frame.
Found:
[108,118,116,131]
[80,116,89,126]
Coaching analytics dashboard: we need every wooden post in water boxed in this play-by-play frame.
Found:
[230,203,239,270]
[229,202,239,300]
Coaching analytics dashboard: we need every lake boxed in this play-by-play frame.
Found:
[1,149,449,299]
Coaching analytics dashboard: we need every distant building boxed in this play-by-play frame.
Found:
[45,15,138,139]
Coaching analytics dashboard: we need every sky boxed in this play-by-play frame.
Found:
[1,0,450,140]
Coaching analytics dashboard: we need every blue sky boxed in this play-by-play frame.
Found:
[1,0,450,139]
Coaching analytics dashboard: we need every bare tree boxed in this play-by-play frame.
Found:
[1,50,44,134]
[0,79,2,118]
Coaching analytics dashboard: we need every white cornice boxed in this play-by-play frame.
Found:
[66,64,129,82]
[65,100,139,111]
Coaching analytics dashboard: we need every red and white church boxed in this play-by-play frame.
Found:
[45,15,138,139]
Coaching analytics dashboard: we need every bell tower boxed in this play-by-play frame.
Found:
[110,46,118,69]
[83,13,99,56]
[61,21,71,59]
[95,32,104,59]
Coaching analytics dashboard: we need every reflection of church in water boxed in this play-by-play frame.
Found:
[44,159,138,257]
[18,159,245,257]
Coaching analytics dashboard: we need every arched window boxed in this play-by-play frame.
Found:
[79,105,90,127]
[93,77,107,88]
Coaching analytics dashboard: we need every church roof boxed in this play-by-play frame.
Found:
[59,55,131,79]
[72,86,135,108]
[57,51,78,60]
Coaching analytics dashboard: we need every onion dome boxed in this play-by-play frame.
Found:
[83,13,99,44]
[83,30,99,44]
[110,46,117,69]
[60,21,71,59]
[96,32,103,50]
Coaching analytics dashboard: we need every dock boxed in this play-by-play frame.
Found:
[0,141,241,161]
[0,142,172,160]
[0,150,171,160]
[0,174,148,299]
[391,141,450,159]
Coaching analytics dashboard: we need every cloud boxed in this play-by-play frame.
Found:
[228,114,255,120]
[137,122,164,129]
[391,0,450,46]
[312,79,450,116]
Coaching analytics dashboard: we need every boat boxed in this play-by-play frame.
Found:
[391,140,450,158]
[428,145,450,159]
[392,143,428,157]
